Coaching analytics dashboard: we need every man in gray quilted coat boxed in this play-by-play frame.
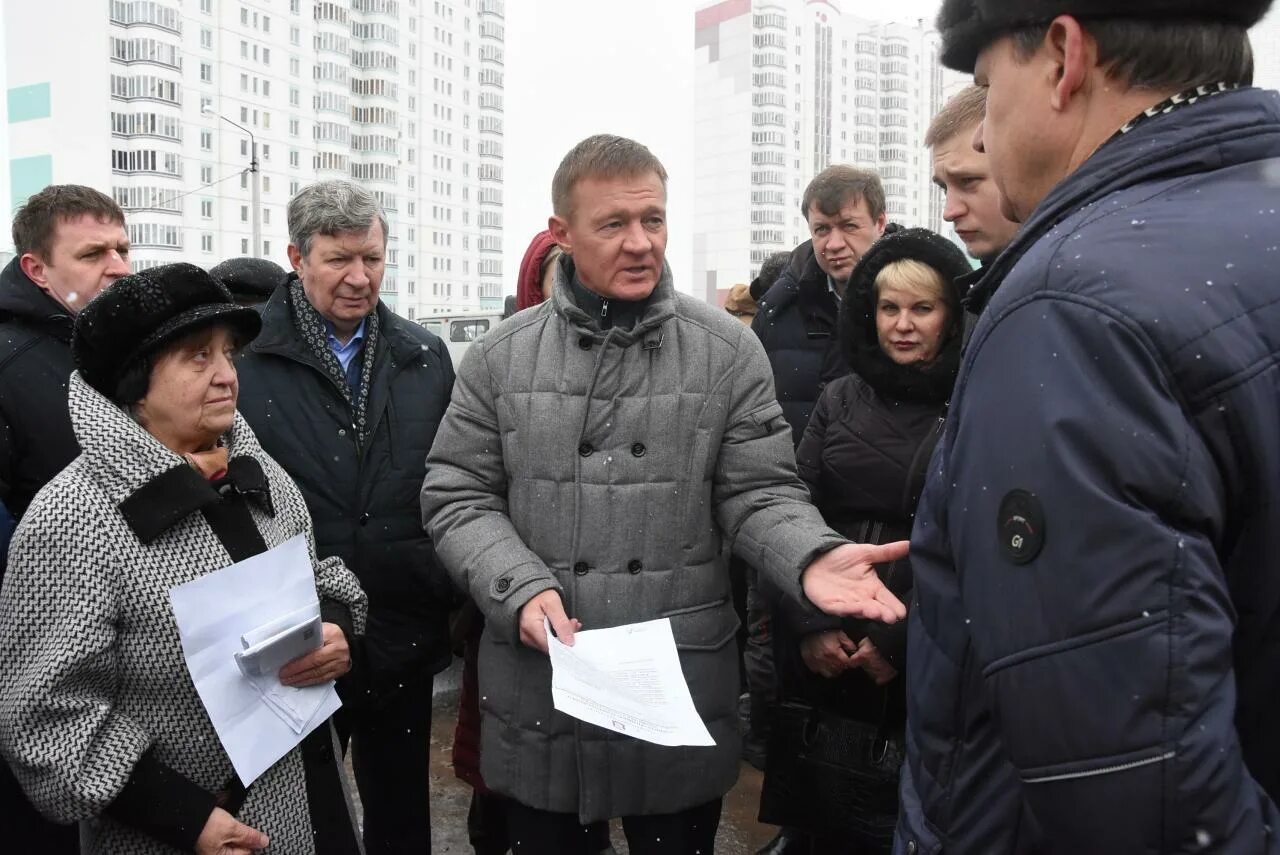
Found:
[421,134,907,854]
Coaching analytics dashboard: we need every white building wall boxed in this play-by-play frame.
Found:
[2,0,502,320]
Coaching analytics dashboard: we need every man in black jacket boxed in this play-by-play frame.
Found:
[236,180,455,855]
[0,184,130,852]
[752,166,887,446]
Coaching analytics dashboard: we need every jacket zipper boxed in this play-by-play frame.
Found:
[1022,751,1175,784]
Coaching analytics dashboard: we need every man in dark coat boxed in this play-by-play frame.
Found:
[0,185,130,523]
[899,2,1280,853]
[236,180,456,855]
[752,166,887,446]
[0,183,129,853]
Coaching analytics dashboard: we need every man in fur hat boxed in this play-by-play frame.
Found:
[900,2,1280,853]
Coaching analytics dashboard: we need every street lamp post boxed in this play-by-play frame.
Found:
[203,108,261,258]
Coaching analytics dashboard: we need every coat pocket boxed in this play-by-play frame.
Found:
[663,598,740,652]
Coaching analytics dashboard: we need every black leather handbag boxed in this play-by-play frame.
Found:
[758,699,905,849]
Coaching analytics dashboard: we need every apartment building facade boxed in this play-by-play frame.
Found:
[3,0,504,319]
[695,0,949,301]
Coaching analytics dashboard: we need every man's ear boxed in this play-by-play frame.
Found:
[18,253,49,289]
[1046,15,1090,113]
[286,243,304,275]
[548,215,572,255]
[874,212,888,237]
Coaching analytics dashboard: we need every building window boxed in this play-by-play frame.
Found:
[241,205,249,222]
[201,165,213,183]
[200,63,213,83]
[202,234,213,252]
[241,238,249,254]
[201,28,213,49]
[200,129,212,150]
[201,199,213,218]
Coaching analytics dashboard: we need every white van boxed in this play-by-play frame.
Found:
[419,313,504,367]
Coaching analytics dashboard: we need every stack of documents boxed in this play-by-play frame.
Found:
[169,535,341,785]
[236,604,326,733]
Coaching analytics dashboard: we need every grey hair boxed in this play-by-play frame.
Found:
[287,180,388,258]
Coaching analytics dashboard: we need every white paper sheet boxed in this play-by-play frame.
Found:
[168,534,341,785]
[546,617,715,747]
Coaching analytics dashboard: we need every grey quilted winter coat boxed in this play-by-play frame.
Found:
[421,259,846,821]
[0,373,368,855]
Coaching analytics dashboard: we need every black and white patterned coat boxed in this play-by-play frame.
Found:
[0,372,368,855]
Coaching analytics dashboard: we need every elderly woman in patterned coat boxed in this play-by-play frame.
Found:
[0,263,368,855]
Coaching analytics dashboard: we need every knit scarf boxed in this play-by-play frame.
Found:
[287,279,380,447]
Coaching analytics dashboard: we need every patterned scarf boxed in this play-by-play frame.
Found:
[1113,82,1239,141]
[287,279,380,447]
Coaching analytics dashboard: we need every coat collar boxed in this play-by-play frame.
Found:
[67,372,274,541]
[0,257,74,343]
[970,87,1280,306]
[550,254,676,348]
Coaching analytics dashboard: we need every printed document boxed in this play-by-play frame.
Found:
[169,534,340,785]
[546,617,715,747]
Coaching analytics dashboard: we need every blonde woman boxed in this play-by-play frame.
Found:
[761,228,971,854]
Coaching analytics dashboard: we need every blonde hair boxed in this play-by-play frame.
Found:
[874,258,949,305]
[924,85,986,148]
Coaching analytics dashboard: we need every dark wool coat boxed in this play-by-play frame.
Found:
[898,88,1280,854]
[751,240,847,447]
[236,288,457,695]
[0,258,79,523]
[421,258,847,822]
[0,373,368,855]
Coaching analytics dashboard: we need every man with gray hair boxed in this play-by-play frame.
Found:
[422,134,907,853]
[237,179,456,854]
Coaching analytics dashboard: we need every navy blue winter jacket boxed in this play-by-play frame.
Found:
[898,88,1280,854]
[751,240,846,447]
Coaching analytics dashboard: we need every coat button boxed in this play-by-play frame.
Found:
[578,442,594,457]
[630,442,646,457]
[495,577,511,593]
[359,513,370,526]
[578,336,593,349]
[338,428,347,437]
[627,559,643,574]
[906,842,917,855]
[573,562,589,576]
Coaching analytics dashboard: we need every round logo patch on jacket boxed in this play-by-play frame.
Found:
[998,489,1045,565]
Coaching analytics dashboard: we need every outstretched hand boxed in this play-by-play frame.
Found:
[801,541,909,623]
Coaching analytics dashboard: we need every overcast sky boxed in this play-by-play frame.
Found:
[503,1,699,294]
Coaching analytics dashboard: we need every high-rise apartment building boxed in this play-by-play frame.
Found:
[695,0,948,301]
[2,0,504,320]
